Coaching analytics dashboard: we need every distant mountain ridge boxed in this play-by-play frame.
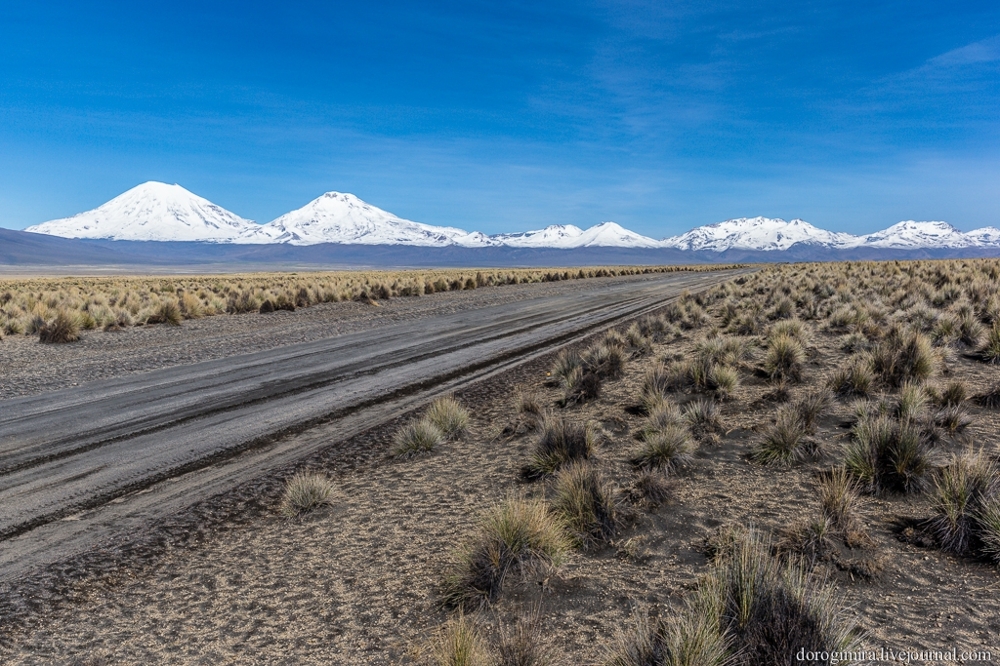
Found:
[22,181,1000,254]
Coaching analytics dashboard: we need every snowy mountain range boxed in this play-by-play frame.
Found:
[23,181,1000,253]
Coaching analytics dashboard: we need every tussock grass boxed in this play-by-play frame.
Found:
[522,418,596,479]
[562,367,602,405]
[683,397,721,434]
[978,500,1000,565]
[929,449,1000,556]
[582,343,626,380]
[708,529,860,663]
[555,341,626,405]
[695,336,751,367]
[641,360,676,404]
[794,389,831,433]
[514,393,545,432]
[752,404,809,465]
[149,300,182,325]
[37,311,80,343]
[623,323,653,356]
[279,472,336,517]
[869,330,935,387]
[707,364,739,398]
[958,313,984,347]
[827,359,873,397]
[934,404,971,434]
[609,528,858,666]
[441,498,571,610]
[762,333,804,382]
[631,471,675,507]
[631,425,696,472]
[980,324,1000,364]
[641,399,684,437]
[551,461,627,547]
[894,382,928,422]
[393,419,445,457]
[768,318,809,342]
[606,610,728,666]
[817,467,864,534]
[938,380,968,407]
[430,614,490,666]
[776,517,836,567]
[425,397,471,440]
[494,615,558,666]
[845,412,931,494]
[973,382,1000,408]
[547,350,581,387]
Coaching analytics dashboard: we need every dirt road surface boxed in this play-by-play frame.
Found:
[0,269,745,586]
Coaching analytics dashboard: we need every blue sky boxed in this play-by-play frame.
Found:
[1,1,998,237]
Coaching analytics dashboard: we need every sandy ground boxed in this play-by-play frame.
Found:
[2,281,999,664]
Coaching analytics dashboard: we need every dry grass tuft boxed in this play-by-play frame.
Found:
[928,449,1000,557]
[844,412,932,494]
[827,359,873,398]
[762,333,804,382]
[794,389,831,433]
[279,472,336,517]
[977,500,1000,565]
[548,350,581,387]
[610,528,858,666]
[937,380,968,407]
[394,419,445,457]
[816,467,864,534]
[870,330,935,387]
[425,397,471,440]
[0,265,724,340]
[751,404,810,465]
[776,517,837,567]
[441,498,571,610]
[430,614,491,666]
[631,425,696,473]
[551,461,627,547]
[37,311,80,344]
[973,382,1000,408]
[522,418,596,479]
[582,343,627,380]
[631,470,675,507]
[682,397,721,435]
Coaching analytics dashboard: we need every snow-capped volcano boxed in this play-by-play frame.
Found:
[250,192,496,247]
[661,217,856,252]
[26,182,267,242]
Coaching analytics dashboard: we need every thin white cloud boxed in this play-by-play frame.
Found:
[928,34,1000,67]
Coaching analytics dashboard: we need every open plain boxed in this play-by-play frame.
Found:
[2,261,1000,664]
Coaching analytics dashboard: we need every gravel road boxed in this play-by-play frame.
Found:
[0,270,745,585]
